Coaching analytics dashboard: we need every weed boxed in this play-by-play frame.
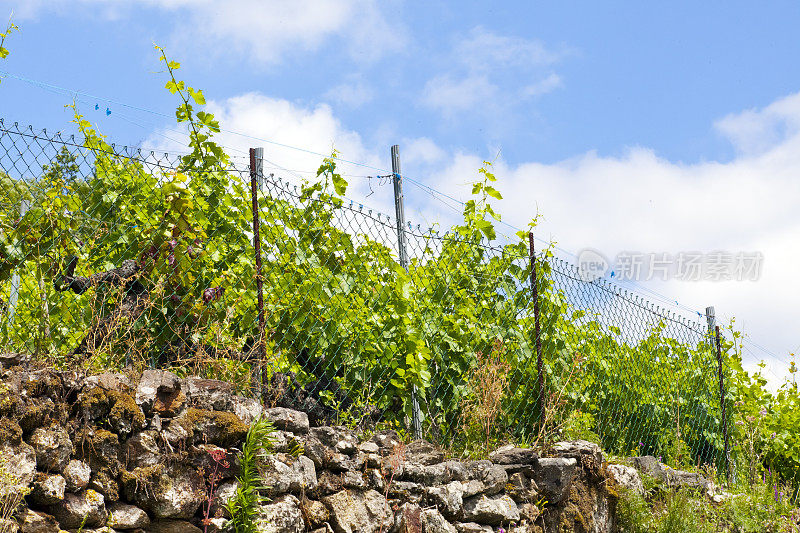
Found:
[225,417,275,533]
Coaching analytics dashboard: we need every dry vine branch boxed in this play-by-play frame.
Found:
[53,256,149,356]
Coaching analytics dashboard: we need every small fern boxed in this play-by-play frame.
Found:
[226,417,275,533]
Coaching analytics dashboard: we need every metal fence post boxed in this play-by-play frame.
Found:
[250,148,266,397]
[391,144,423,440]
[7,199,28,327]
[529,233,545,427]
[714,322,732,481]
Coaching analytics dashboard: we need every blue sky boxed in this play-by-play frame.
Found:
[1,1,799,384]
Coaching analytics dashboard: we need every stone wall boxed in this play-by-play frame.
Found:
[0,367,641,533]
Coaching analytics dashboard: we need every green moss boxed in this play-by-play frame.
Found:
[181,407,248,447]
[0,383,18,417]
[18,397,54,431]
[0,418,22,445]
[78,387,145,435]
[121,464,165,496]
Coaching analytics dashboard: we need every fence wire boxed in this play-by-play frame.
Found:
[0,119,732,470]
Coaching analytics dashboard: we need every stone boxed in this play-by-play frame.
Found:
[442,461,470,482]
[506,471,538,503]
[190,444,240,480]
[83,429,122,476]
[303,437,332,469]
[301,498,331,528]
[465,461,508,495]
[367,430,401,455]
[665,467,711,491]
[310,427,358,454]
[608,464,644,495]
[135,369,183,416]
[421,508,457,533]
[183,377,235,411]
[125,431,161,468]
[30,472,66,505]
[387,481,425,503]
[462,494,520,525]
[261,454,317,494]
[63,459,91,492]
[358,441,380,454]
[18,509,60,533]
[426,481,464,518]
[230,396,264,426]
[0,441,37,497]
[89,469,121,502]
[18,396,56,433]
[28,426,73,472]
[489,445,538,465]
[83,372,133,393]
[401,462,452,485]
[631,456,666,482]
[552,440,603,465]
[396,503,422,533]
[174,408,248,447]
[122,464,205,519]
[404,440,445,465]
[342,470,366,489]
[208,480,239,518]
[0,352,28,369]
[316,470,344,495]
[454,523,493,533]
[264,407,310,434]
[322,489,393,533]
[256,494,304,533]
[107,502,150,529]
[0,418,22,445]
[326,452,357,472]
[78,387,146,439]
[49,489,108,529]
[532,457,577,504]
[147,520,202,533]
[519,502,541,523]
[204,517,229,533]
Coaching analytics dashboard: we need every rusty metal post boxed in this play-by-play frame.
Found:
[250,148,266,394]
[714,325,731,481]
[529,232,545,426]
[391,144,423,440]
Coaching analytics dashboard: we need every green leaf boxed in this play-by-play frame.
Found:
[484,185,503,200]
[188,87,206,105]
[332,174,347,196]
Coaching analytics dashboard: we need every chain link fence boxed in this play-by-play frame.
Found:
[0,119,732,470]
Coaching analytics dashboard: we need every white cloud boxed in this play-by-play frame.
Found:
[421,74,496,115]
[420,26,565,119]
[2,0,403,65]
[523,73,563,97]
[148,88,800,387]
[715,92,800,155]
[455,26,564,72]
[324,75,375,108]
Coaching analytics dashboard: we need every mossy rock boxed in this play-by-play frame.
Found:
[0,382,19,417]
[75,428,123,476]
[0,418,22,445]
[177,407,247,448]
[18,396,56,432]
[121,463,165,498]
[78,387,146,438]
